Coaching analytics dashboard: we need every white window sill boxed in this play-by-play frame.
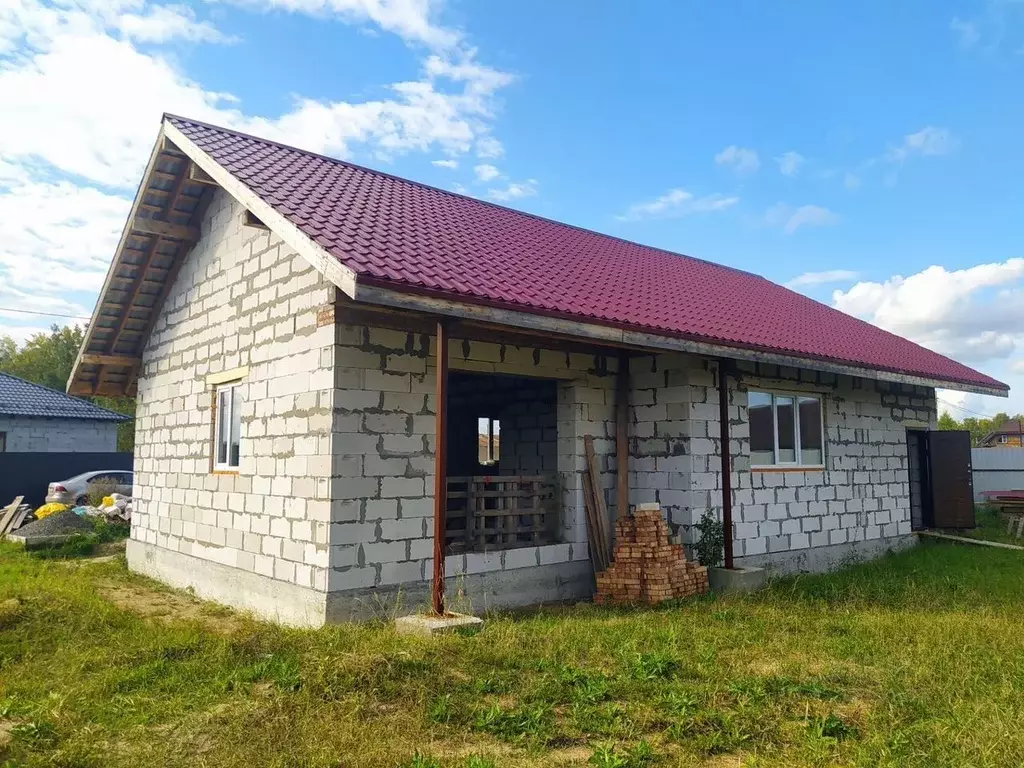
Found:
[751,465,826,472]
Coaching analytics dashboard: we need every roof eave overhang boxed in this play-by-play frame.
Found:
[351,280,1010,398]
[67,118,361,397]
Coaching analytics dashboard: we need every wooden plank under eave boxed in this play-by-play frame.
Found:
[131,217,199,242]
[80,353,139,367]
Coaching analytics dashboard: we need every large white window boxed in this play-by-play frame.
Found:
[214,382,244,470]
[749,391,824,468]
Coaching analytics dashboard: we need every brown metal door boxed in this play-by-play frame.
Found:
[927,430,975,529]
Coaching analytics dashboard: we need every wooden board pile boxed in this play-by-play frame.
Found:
[594,503,709,605]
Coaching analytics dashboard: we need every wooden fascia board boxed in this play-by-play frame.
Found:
[352,283,1009,398]
[162,120,358,300]
[67,125,170,394]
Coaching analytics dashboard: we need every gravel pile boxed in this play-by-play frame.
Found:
[13,510,93,539]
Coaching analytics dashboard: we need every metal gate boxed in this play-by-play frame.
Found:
[927,430,975,529]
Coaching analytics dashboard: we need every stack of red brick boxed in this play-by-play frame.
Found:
[594,503,710,605]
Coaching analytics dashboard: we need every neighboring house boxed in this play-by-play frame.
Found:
[0,372,127,453]
[68,115,1009,626]
[978,420,1024,447]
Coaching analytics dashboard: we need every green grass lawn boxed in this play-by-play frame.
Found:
[960,504,1024,546]
[1,541,1024,767]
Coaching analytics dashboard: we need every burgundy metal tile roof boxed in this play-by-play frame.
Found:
[167,115,1006,392]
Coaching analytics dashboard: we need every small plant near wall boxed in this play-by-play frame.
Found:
[692,510,725,568]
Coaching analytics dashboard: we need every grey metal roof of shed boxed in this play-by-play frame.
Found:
[0,373,129,421]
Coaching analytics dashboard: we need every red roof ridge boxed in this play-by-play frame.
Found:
[163,113,761,282]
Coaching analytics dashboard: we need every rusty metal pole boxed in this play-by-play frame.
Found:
[616,354,630,520]
[432,320,450,616]
[718,358,735,570]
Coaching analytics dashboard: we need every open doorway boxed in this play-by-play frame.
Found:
[445,371,561,552]
[907,428,933,530]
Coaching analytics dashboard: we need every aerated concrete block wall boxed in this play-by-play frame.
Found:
[496,384,558,476]
[129,190,338,625]
[629,353,933,571]
[324,320,620,617]
[0,416,119,452]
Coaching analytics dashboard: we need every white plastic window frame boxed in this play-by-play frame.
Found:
[213,381,244,471]
[749,390,826,469]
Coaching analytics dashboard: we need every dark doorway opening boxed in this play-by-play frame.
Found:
[907,428,975,530]
[444,371,561,553]
[907,429,932,530]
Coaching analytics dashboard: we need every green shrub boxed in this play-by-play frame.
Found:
[692,510,725,568]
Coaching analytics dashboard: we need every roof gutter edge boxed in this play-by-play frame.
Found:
[352,281,1009,398]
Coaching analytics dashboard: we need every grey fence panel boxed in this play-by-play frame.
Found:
[0,452,133,509]
[971,448,1024,502]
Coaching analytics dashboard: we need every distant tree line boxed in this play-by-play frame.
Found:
[938,409,1023,447]
[0,325,135,451]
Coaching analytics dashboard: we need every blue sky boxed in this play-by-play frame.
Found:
[1,0,1023,418]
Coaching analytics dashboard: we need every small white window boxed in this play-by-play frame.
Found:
[214,382,244,470]
[749,390,824,468]
[478,417,500,466]
[999,434,1009,444]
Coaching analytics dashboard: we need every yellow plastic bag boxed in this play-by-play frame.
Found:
[35,503,69,520]
[102,496,115,508]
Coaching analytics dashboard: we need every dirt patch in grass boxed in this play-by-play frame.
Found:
[0,719,14,750]
[96,579,242,633]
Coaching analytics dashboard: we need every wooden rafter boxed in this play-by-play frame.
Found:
[134,186,216,364]
[130,216,199,242]
[99,156,193,392]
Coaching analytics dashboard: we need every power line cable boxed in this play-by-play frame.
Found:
[0,306,91,320]
[937,397,1003,420]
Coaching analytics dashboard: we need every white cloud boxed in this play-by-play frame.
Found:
[0,0,521,333]
[473,163,500,182]
[1011,360,1024,375]
[888,126,959,164]
[118,5,234,44]
[951,16,981,47]
[0,179,131,296]
[432,158,458,169]
[475,135,503,159]
[843,172,861,190]
[486,179,537,202]
[222,0,461,50]
[764,203,841,234]
[715,145,759,175]
[0,2,515,188]
[776,151,805,177]
[616,188,739,222]
[832,259,1024,363]
[784,269,859,290]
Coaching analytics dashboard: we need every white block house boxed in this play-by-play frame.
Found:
[68,115,1007,626]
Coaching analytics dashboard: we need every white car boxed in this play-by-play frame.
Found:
[45,470,134,506]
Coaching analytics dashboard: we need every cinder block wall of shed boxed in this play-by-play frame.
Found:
[0,416,119,452]
[324,318,620,618]
[128,190,337,626]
